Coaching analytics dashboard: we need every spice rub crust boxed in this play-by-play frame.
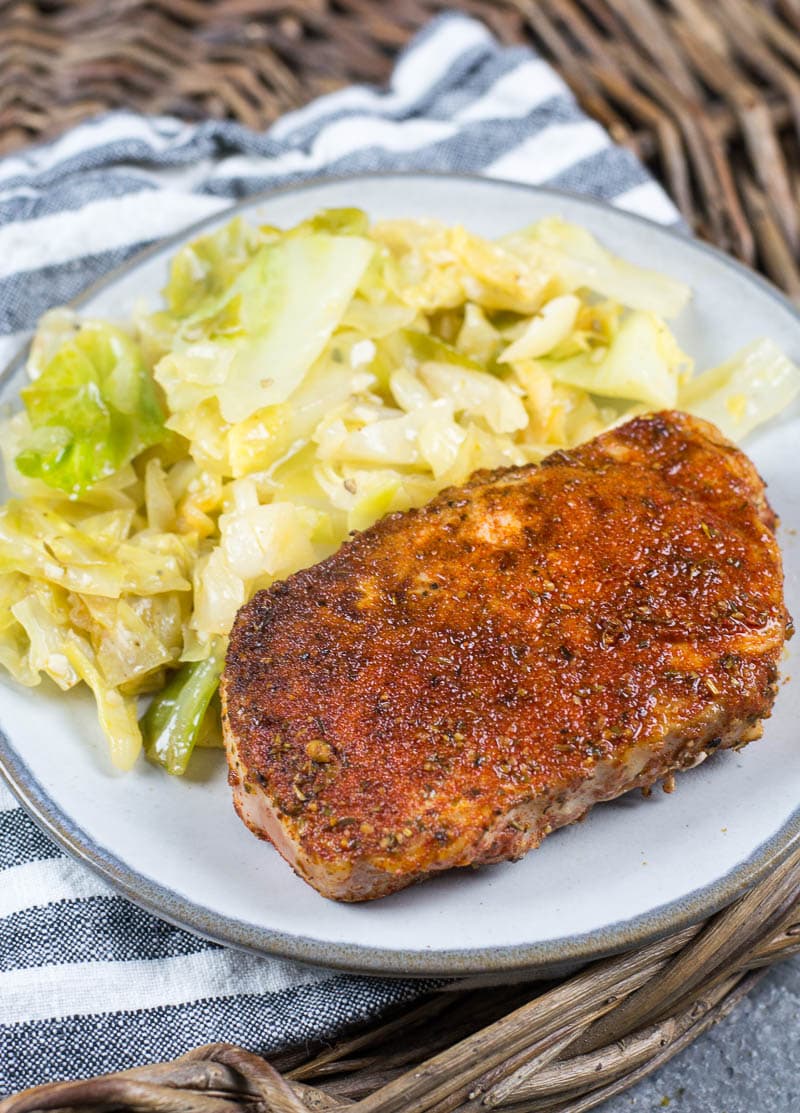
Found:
[222,411,791,901]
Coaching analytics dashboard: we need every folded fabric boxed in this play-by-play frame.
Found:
[0,11,680,1094]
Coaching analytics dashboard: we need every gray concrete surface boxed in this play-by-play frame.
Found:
[601,956,799,1112]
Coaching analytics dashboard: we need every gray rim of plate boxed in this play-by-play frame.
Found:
[0,172,798,978]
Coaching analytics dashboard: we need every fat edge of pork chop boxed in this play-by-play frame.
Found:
[221,411,792,901]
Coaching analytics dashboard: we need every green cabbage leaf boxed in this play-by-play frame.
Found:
[15,323,164,494]
[156,230,374,424]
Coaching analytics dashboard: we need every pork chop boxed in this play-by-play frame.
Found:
[221,411,791,901]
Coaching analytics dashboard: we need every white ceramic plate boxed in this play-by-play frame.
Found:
[1,174,798,978]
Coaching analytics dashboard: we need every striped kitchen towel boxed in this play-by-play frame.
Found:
[0,11,680,1095]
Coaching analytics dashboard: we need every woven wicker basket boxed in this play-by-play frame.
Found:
[1,2,799,1109]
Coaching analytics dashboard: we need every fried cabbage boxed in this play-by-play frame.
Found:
[679,338,799,440]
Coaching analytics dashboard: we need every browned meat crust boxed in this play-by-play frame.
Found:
[221,411,792,901]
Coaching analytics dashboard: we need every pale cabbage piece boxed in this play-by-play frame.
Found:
[523,300,623,366]
[338,409,425,466]
[313,463,364,512]
[456,303,501,363]
[338,399,467,478]
[259,445,346,531]
[175,466,223,538]
[416,401,469,478]
[347,476,404,532]
[220,500,324,581]
[79,508,136,546]
[314,464,435,528]
[135,305,179,369]
[180,626,216,663]
[76,596,176,690]
[0,500,192,598]
[226,342,364,478]
[162,332,376,480]
[313,415,350,461]
[0,634,38,688]
[129,594,186,660]
[499,295,581,362]
[512,359,558,432]
[371,219,554,313]
[288,206,371,239]
[64,634,143,771]
[418,361,529,434]
[195,696,224,749]
[341,298,418,337]
[191,547,246,640]
[165,458,206,502]
[144,459,177,533]
[116,535,194,596]
[389,367,432,412]
[155,232,374,424]
[449,225,556,313]
[156,345,233,417]
[509,360,567,447]
[510,358,616,449]
[542,311,691,410]
[11,590,78,691]
[192,495,329,641]
[166,396,233,476]
[368,219,471,310]
[679,338,800,440]
[435,423,528,489]
[0,511,125,597]
[398,328,483,374]
[225,475,259,515]
[501,217,691,318]
[552,385,620,448]
[163,215,265,322]
[0,573,40,688]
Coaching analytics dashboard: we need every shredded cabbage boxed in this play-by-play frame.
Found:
[679,338,800,440]
[1,206,796,773]
[541,311,691,410]
[155,231,374,423]
[500,217,691,318]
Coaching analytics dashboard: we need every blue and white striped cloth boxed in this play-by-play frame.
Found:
[0,12,680,1094]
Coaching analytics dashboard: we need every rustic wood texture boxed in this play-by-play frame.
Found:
[0,1,799,293]
[1,3,799,1108]
[2,845,798,1113]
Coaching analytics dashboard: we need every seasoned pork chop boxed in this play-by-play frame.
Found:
[222,412,791,901]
